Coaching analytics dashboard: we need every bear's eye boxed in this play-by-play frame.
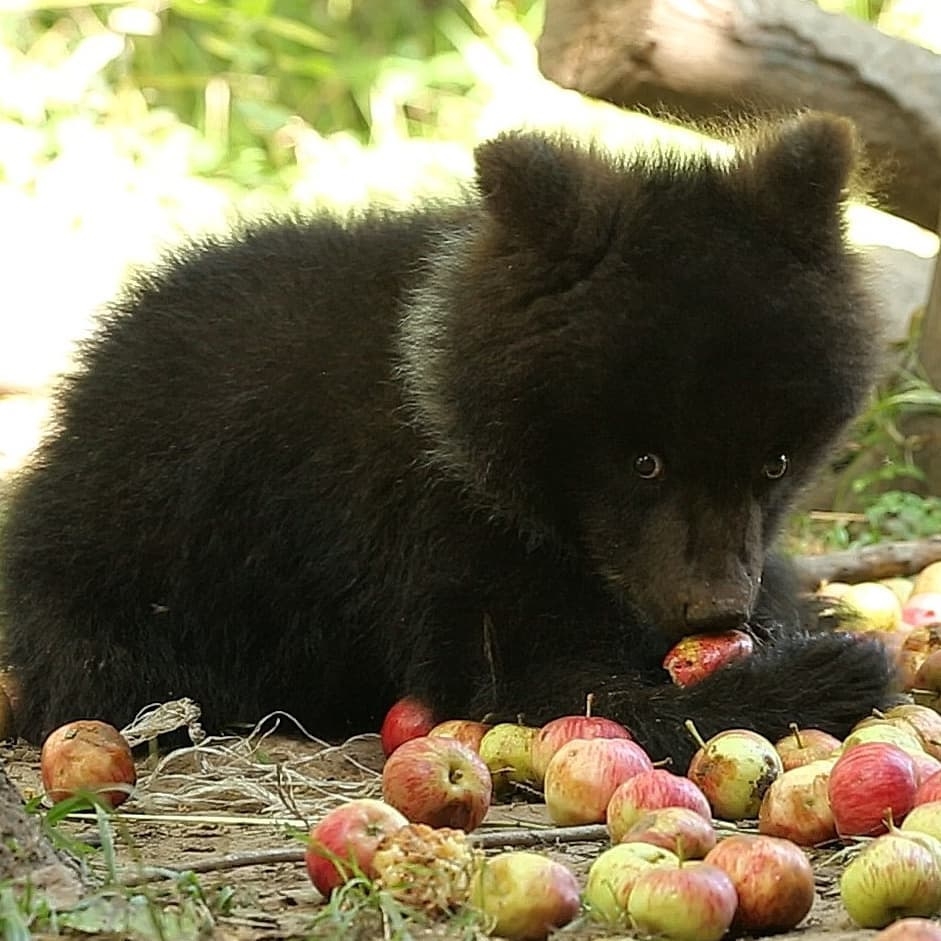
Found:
[763,454,789,480]
[633,453,664,480]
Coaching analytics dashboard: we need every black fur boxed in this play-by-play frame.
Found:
[0,114,894,769]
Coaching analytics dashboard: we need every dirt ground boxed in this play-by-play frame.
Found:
[1,722,890,941]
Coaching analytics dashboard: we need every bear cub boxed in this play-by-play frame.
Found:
[0,113,894,768]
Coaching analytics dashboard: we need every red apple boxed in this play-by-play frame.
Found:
[840,832,941,927]
[429,718,491,752]
[705,833,815,932]
[478,723,540,797]
[662,629,754,687]
[916,769,941,806]
[828,741,918,837]
[904,593,941,628]
[469,851,580,940]
[758,759,837,846]
[380,696,436,757]
[874,917,941,940]
[774,723,841,770]
[911,752,941,787]
[40,720,136,808]
[305,797,408,896]
[584,842,679,925]
[628,861,738,941]
[530,707,633,784]
[686,726,783,821]
[544,738,653,826]
[619,807,718,859]
[606,768,711,843]
[381,735,492,831]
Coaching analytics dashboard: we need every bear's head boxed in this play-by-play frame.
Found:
[399,114,881,640]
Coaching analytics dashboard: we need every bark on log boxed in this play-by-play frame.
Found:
[537,0,941,230]
[0,761,85,903]
[792,536,941,592]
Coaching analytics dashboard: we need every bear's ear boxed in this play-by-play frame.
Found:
[748,113,859,223]
[473,132,581,240]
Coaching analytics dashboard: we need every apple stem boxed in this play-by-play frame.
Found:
[884,807,896,832]
[585,693,595,718]
[684,719,707,750]
[788,722,804,749]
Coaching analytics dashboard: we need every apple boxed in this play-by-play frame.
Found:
[774,723,841,770]
[883,578,915,605]
[381,735,492,831]
[904,593,941,628]
[842,719,926,756]
[478,723,540,797]
[380,696,436,757]
[686,725,783,821]
[828,742,918,837]
[840,832,941,928]
[874,918,941,940]
[530,702,633,785]
[584,842,679,925]
[662,629,754,687]
[606,768,711,843]
[40,720,136,808]
[371,822,480,913]
[914,561,941,596]
[842,581,904,632]
[911,752,941,787]
[705,833,815,932]
[816,580,852,601]
[429,719,491,752]
[544,738,653,826]
[627,861,738,941]
[916,769,941,806]
[758,759,837,846]
[914,650,941,708]
[619,807,718,859]
[305,797,408,896]
[901,800,941,842]
[468,851,580,940]
[887,704,941,760]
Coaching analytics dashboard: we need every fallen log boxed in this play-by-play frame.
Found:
[792,536,941,591]
[537,0,941,230]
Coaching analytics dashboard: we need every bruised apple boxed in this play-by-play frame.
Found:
[429,719,491,753]
[41,720,136,808]
[380,697,437,757]
[758,759,837,846]
[662,630,754,687]
[686,725,783,821]
[903,593,941,628]
[305,797,408,896]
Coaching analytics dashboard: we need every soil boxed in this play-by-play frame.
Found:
[1,727,889,941]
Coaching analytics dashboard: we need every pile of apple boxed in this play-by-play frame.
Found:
[819,559,941,702]
[307,686,941,939]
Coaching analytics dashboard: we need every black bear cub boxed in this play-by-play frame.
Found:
[1,113,893,768]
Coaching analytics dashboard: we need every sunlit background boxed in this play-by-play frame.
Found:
[1,0,940,491]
